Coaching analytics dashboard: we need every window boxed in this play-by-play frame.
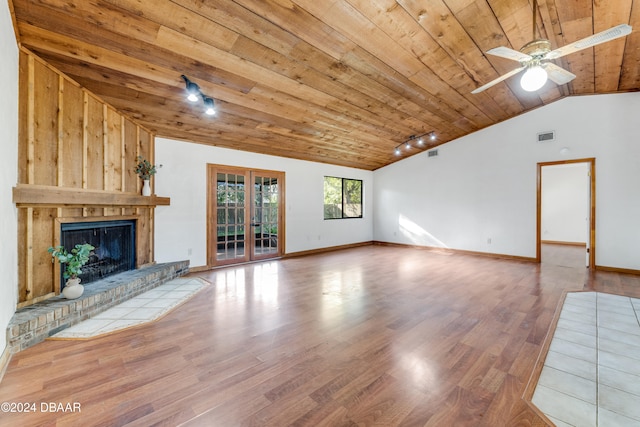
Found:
[324,176,363,219]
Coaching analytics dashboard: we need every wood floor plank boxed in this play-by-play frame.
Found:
[0,244,637,426]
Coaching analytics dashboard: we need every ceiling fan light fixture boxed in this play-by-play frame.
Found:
[520,65,547,91]
[471,1,631,95]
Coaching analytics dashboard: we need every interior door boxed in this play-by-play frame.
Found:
[208,165,284,267]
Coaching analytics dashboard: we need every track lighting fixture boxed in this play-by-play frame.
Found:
[181,75,200,102]
[181,75,217,116]
[394,132,437,156]
[186,88,199,102]
[203,96,216,116]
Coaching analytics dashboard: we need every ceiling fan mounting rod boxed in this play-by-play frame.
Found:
[532,0,538,41]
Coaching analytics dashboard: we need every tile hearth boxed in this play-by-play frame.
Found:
[7,261,189,353]
[51,277,208,339]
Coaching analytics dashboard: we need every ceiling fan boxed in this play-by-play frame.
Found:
[472,0,632,94]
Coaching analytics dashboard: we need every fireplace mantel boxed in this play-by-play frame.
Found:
[13,184,170,207]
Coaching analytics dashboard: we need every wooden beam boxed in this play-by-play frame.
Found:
[13,184,170,207]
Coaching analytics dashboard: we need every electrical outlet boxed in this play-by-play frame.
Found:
[487,238,492,244]
[188,248,192,255]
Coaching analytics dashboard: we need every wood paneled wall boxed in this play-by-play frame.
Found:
[14,49,161,305]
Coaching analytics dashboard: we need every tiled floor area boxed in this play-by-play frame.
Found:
[532,292,640,426]
[50,277,208,339]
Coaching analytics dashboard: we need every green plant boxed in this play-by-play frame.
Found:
[48,243,95,280]
[134,156,162,180]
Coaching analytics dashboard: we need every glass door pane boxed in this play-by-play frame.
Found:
[215,172,248,263]
[208,165,283,267]
[252,173,281,260]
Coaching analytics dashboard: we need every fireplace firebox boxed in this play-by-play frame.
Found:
[60,220,136,288]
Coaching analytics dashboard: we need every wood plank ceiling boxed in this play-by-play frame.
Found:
[9,0,640,170]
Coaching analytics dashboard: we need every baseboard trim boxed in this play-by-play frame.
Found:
[595,265,640,275]
[541,240,586,247]
[194,240,538,267]
[190,242,374,271]
[0,346,11,384]
[372,241,538,263]
[283,241,373,259]
[188,265,212,273]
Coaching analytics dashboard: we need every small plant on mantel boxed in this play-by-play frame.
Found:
[135,156,162,196]
[134,156,162,180]
[48,243,95,281]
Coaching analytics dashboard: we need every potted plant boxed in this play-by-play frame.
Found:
[134,155,161,196]
[48,243,95,299]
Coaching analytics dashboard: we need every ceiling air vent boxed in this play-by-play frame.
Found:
[428,149,439,157]
[537,131,556,142]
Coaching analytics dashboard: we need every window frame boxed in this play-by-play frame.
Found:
[323,176,363,220]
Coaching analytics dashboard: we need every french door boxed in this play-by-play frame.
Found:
[207,165,285,267]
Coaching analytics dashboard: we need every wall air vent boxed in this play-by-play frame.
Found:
[428,149,439,157]
[537,131,556,142]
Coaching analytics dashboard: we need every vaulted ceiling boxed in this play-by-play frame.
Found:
[9,0,640,170]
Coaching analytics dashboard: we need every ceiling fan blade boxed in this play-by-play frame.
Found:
[542,63,576,85]
[485,46,532,62]
[471,66,525,94]
[545,24,632,59]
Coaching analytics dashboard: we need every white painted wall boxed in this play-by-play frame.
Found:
[154,137,373,267]
[373,92,640,270]
[0,3,19,357]
[541,163,589,244]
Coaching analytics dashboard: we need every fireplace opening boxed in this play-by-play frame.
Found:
[60,220,136,288]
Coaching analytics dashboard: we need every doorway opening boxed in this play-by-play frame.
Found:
[537,158,595,268]
[207,165,285,267]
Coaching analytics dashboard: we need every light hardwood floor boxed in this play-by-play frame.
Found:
[1,244,638,426]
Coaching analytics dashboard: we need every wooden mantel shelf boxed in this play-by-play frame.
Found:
[13,184,170,207]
